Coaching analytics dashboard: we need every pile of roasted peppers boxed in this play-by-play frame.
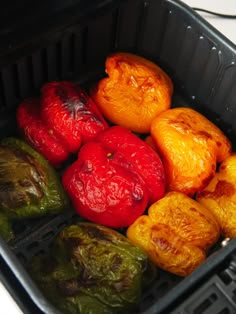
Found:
[0,51,235,314]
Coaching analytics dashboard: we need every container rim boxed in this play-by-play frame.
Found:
[168,0,236,51]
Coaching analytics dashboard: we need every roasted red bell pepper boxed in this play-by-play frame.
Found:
[17,98,70,167]
[17,81,108,167]
[62,126,166,228]
[96,126,166,204]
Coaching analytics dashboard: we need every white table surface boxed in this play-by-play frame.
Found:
[182,0,236,44]
[0,1,236,313]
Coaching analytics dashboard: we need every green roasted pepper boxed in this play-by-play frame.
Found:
[0,137,69,240]
[29,222,156,313]
[0,212,14,242]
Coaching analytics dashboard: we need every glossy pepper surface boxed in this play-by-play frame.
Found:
[91,52,173,133]
[28,222,154,314]
[0,138,68,240]
[196,154,236,238]
[96,126,166,204]
[151,107,232,196]
[17,81,108,167]
[127,192,220,276]
[62,126,166,228]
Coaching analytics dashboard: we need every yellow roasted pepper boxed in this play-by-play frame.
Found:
[127,191,220,277]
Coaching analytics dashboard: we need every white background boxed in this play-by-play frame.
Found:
[0,0,235,313]
[182,0,236,44]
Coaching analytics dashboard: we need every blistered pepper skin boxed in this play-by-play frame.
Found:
[91,52,173,133]
[97,126,166,204]
[28,222,153,314]
[0,138,68,221]
[41,81,109,148]
[17,81,108,167]
[151,107,232,196]
[62,125,166,228]
[17,98,70,167]
[127,192,220,276]
[196,154,236,238]
[62,141,149,228]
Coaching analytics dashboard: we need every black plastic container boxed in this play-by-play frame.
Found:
[0,0,236,313]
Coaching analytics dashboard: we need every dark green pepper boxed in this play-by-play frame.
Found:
[0,137,69,240]
[29,222,156,313]
[0,212,14,242]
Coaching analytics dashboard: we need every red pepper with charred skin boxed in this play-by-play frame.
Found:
[62,126,166,228]
[40,81,109,148]
[62,141,149,228]
[17,81,108,167]
[97,126,166,204]
[17,98,70,167]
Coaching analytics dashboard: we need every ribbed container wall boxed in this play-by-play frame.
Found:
[0,0,235,138]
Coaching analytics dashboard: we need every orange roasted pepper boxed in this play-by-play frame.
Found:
[196,154,236,238]
[91,52,173,133]
[126,192,220,277]
[151,107,232,196]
